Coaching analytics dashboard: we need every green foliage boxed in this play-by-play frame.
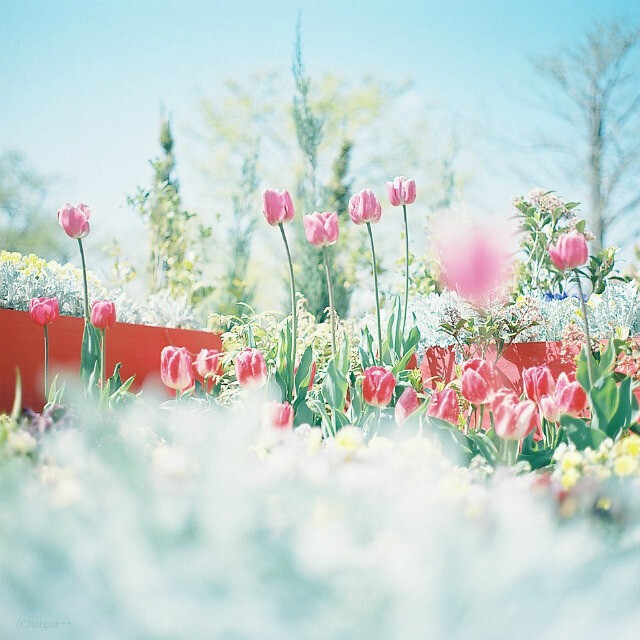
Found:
[128,117,212,306]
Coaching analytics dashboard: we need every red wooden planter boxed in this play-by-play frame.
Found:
[421,341,572,393]
[0,309,222,412]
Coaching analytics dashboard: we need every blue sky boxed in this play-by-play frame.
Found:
[2,0,639,270]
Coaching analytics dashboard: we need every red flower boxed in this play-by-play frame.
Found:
[261,401,294,430]
[461,358,501,405]
[523,365,555,404]
[90,300,117,330]
[235,348,268,390]
[427,388,460,425]
[555,372,588,417]
[29,297,59,326]
[362,366,396,408]
[160,346,194,391]
[395,387,421,425]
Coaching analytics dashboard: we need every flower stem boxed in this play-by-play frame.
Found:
[322,246,337,358]
[366,222,383,362]
[77,238,89,321]
[43,325,49,399]
[101,329,106,388]
[278,223,297,392]
[402,204,410,336]
[574,270,594,388]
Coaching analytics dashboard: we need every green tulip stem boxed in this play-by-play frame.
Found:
[366,222,383,362]
[43,325,49,399]
[278,223,297,391]
[402,204,410,336]
[322,246,337,358]
[574,270,594,388]
[78,238,90,321]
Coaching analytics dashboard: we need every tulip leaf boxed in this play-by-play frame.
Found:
[294,345,313,392]
[559,415,607,450]
[575,346,595,391]
[80,321,102,389]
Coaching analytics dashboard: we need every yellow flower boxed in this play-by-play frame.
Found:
[561,450,583,471]
[561,467,580,489]
[619,435,640,457]
[613,454,637,477]
[334,426,363,452]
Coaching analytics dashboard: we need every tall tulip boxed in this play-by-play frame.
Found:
[160,346,194,396]
[235,347,268,391]
[386,176,416,335]
[549,231,593,387]
[349,189,383,360]
[303,211,339,356]
[263,188,297,396]
[91,300,117,388]
[362,366,396,408]
[57,202,91,320]
[29,297,60,396]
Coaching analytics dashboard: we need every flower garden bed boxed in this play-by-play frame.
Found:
[0,308,222,412]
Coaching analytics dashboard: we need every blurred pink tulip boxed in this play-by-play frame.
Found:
[262,189,295,226]
[235,348,268,390]
[540,395,560,423]
[348,189,382,225]
[90,300,116,330]
[194,348,223,380]
[260,401,294,430]
[57,202,91,239]
[160,346,195,391]
[548,231,589,271]
[386,176,416,206]
[29,297,60,326]
[426,388,460,425]
[303,211,339,247]
[395,387,422,425]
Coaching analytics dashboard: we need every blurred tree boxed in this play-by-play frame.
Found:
[0,151,67,259]
[128,116,212,305]
[534,21,640,249]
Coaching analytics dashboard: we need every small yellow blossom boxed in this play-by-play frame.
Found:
[335,426,364,452]
[561,450,583,471]
[561,467,580,489]
[613,454,637,477]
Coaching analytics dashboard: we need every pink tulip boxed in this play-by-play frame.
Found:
[303,211,339,247]
[235,347,268,390]
[395,387,422,425]
[160,346,194,391]
[540,395,560,423]
[548,231,589,271]
[194,348,223,380]
[435,220,514,306]
[386,176,416,206]
[426,388,460,425]
[522,365,555,404]
[57,202,91,239]
[362,366,396,408]
[555,372,588,417]
[90,300,116,330]
[492,393,540,441]
[348,189,382,225]
[461,358,501,405]
[29,297,60,326]
[262,189,295,226]
[260,401,294,430]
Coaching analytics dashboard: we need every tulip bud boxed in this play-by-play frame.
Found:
[29,297,60,326]
[461,358,501,405]
[548,231,589,271]
[493,395,539,441]
[395,387,421,426]
[57,202,91,239]
[362,366,396,408]
[235,348,268,390]
[555,372,588,417]
[426,388,460,425]
[540,395,560,423]
[262,189,295,226]
[160,346,194,391]
[303,211,339,247]
[294,360,317,391]
[522,365,555,404]
[386,176,416,207]
[348,189,382,225]
[261,401,294,430]
[90,300,117,330]
[194,348,223,380]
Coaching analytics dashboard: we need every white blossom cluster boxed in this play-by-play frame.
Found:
[1,400,640,639]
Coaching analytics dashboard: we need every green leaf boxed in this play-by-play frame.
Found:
[575,346,594,391]
[294,345,313,393]
[80,322,102,389]
[560,415,607,450]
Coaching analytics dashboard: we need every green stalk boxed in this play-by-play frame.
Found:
[77,238,90,321]
[402,204,410,336]
[366,222,383,362]
[278,223,297,391]
[43,325,49,398]
[574,270,594,388]
[322,246,337,358]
